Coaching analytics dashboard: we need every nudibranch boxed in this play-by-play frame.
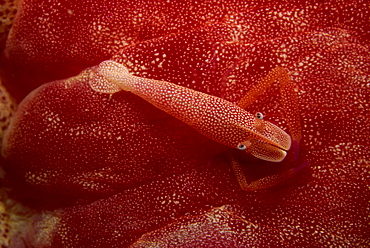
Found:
[90,60,292,163]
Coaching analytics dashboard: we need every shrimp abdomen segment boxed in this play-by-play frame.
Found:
[89,61,133,93]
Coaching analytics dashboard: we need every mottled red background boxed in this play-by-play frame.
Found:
[1,0,369,247]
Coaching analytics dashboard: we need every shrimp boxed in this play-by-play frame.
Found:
[89,60,306,191]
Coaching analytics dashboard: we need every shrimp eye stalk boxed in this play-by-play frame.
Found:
[237,143,247,150]
[256,112,264,120]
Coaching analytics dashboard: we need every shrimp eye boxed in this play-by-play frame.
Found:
[237,143,247,150]
[256,112,264,120]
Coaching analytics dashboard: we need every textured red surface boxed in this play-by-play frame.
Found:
[1,0,369,247]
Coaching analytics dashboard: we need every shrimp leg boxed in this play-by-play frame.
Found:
[229,67,305,191]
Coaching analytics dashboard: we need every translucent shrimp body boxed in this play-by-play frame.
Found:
[90,60,291,162]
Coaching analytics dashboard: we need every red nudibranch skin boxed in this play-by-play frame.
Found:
[2,71,216,205]
[1,0,369,247]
